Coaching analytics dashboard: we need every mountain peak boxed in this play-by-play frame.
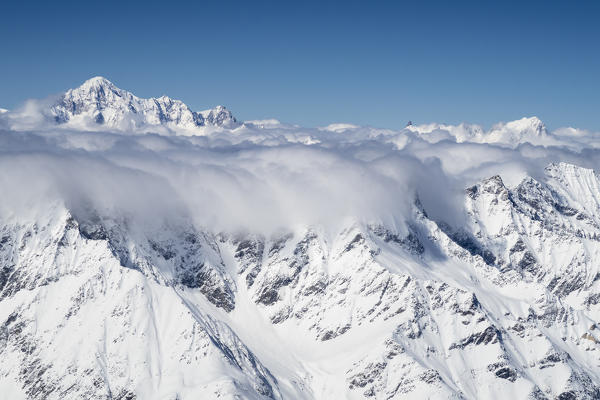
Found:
[78,76,117,91]
[504,116,546,136]
[49,77,238,133]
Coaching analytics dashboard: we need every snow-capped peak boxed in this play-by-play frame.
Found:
[48,77,239,134]
[404,116,555,147]
[491,116,547,138]
[481,116,549,146]
[78,75,117,91]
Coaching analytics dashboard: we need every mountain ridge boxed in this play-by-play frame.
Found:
[1,77,597,151]
[48,76,238,134]
[1,161,600,398]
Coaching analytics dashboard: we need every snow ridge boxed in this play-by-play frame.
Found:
[1,162,600,399]
[49,76,238,134]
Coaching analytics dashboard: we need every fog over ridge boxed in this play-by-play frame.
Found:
[1,84,599,235]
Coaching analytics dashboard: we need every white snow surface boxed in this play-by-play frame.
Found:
[0,78,600,399]
[3,77,237,135]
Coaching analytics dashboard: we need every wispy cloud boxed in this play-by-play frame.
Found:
[1,101,599,234]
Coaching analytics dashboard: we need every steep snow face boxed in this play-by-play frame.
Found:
[0,205,280,399]
[1,162,600,399]
[48,77,237,134]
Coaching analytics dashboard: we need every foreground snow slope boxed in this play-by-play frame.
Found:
[1,161,599,399]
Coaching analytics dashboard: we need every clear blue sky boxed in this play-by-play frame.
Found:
[1,0,598,130]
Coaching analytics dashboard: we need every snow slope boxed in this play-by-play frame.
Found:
[0,79,599,399]
[1,161,600,399]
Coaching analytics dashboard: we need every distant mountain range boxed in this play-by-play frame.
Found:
[0,77,594,150]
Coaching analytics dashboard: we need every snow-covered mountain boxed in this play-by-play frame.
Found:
[2,161,600,399]
[48,77,238,133]
[403,116,554,147]
[1,79,600,399]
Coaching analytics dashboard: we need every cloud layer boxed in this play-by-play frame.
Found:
[1,106,599,235]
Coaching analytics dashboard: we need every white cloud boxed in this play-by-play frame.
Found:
[1,102,600,235]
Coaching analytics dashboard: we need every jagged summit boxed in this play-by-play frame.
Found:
[49,76,238,133]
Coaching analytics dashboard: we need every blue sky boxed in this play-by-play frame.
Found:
[1,0,598,130]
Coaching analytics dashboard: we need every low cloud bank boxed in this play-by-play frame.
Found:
[1,109,599,234]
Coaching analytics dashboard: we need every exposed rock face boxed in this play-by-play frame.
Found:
[1,162,600,399]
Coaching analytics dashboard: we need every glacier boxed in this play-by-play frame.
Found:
[0,77,599,399]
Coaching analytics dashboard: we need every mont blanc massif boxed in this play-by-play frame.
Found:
[1,77,600,400]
